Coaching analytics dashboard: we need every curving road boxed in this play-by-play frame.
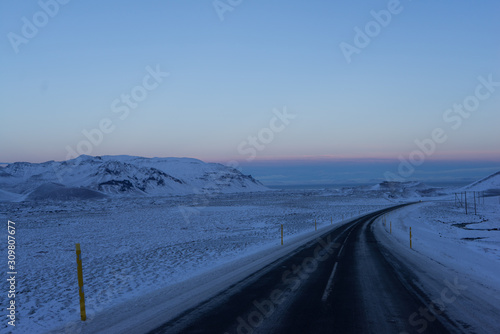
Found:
[149,204,454,334]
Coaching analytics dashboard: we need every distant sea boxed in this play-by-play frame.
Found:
[267,181,470,190]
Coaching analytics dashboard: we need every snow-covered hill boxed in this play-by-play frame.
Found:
[373,180,445,198]
[345,180,445,200]
[0,155,268,201]
[463,171,500,193]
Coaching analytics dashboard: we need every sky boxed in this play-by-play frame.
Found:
[1,0,499,185]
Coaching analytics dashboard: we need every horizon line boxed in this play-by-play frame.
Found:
[2,153,500,165]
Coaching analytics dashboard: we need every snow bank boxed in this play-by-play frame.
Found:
[373,198,500,333]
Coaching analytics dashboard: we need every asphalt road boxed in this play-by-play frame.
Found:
[149,204,453,334]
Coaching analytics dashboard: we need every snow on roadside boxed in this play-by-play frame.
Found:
[373,197,500,333]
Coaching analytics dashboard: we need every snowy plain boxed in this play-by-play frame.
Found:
[1,188,392,334]
[0,172,499,334]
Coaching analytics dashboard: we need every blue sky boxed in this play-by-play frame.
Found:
[1,0,499,184]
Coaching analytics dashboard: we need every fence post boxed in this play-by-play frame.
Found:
[281,224,283,245]
[474,191,477,215]
[75,243,86,321]
[465,192,468,215]
[409,227,412,249]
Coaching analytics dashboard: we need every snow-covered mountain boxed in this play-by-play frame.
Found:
[463,171,500,193]
[0,155,268,202]
[371,181,443,197]
[350,180,445,199]
[365,172,500,199]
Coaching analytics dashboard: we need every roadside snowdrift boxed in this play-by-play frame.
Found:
[373,199,500,333]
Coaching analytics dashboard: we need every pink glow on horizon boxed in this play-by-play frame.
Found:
[4,149,499,165]
[211,151,500,166]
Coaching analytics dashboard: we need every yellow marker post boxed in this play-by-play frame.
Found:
[390,221,392,234]
[281,224,283,245]
[75,243,86,321]
[410,227,412,249]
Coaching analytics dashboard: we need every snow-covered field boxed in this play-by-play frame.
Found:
[0,189,393,334]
